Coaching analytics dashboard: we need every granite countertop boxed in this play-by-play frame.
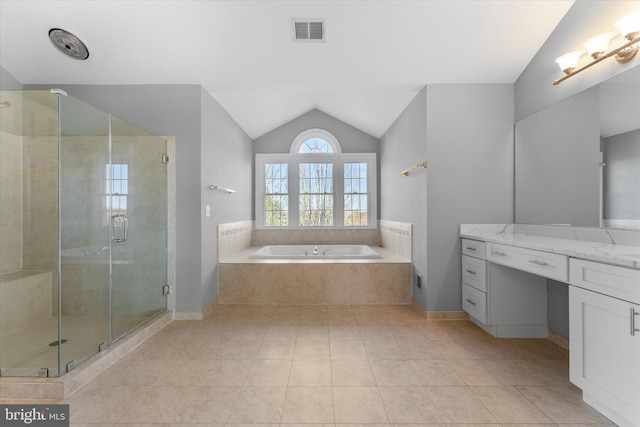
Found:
[460,224,640,270]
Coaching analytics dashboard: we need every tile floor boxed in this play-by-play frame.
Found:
[10,304,615,426]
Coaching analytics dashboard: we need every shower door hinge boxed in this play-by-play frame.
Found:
[98,341,110,352]
[162,153,169,164]
[162,284,170,296]
[39,368,49,378]
[66,360,78,373]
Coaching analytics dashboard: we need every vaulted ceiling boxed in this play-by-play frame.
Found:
[0,0,574,138]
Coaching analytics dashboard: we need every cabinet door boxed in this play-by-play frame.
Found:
[569,286,640,426]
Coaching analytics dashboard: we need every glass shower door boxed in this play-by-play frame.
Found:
[58,94,111,373]
[110,116,167,340]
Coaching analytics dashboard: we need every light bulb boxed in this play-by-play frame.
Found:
[555,51,582,74]
[584,32,614,59]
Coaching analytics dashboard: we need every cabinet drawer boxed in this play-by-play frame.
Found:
[486,242,568,282]
[462,239,485,260]
[462,255,487,292]
[570,258,640,305]
[462,282,487,324]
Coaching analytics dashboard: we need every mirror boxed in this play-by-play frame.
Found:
[515,66,640,230]
[600,67,640,230]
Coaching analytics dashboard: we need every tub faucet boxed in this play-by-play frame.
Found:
[313,246,319,255]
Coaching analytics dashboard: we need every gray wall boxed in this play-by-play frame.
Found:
[515,87,601,227]
[253,108,381,216]
[603,128,640,219]
[381,85,514,311]
[200,88,253,310]
[0,65,22,90]
[380,88,428,308]
[24,83,207,314]
[515,1,640,121]
[426,84,514,311]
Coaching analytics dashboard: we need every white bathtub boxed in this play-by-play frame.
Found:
[249,244,381,259]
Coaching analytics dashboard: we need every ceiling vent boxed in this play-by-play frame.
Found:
[292,19,325,42]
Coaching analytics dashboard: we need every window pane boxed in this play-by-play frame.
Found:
[300,195,333,226]
[264,163,288,227]
[344,162,368,227]
[299,137,333,154]
[300,163,333,194]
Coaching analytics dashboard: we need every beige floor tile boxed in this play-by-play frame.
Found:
[450,359,510,386]
[264,325,298,340]
[426,386,497,423]
[409,359,466,386]
[397,339,444,360]
[331,360,377,386]
[192,359,252,386]
[227,386,286,423]
[329,325,362,340]
[281,386,335,423]
[293,340,331,360]
[118,385,190,423]
[211,339,260,360]
[358,326,396,340]
[67,385,138,423]
[172,386,240,423]
[378,386,442,423]
[333,387,388,423]
[517,385,614,424]
[363,340,406,360]
[255,340,296,359]
[297,325,329,340]
[434,339,498,360]
[370,360,421,386]
[245,359,292,386]
[387,325,426,341]
[288,360,332,386]
[330,340,368,360]
[495,359,562,386]
[471,386,553,424]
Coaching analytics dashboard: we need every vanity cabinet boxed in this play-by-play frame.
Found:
[461,239,547,338]
[569,259,640,427]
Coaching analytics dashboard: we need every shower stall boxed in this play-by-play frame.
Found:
[0,89,168,377]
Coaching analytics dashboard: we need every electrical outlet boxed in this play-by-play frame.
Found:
[416,275,423,291]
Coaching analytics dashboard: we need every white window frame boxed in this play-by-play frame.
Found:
[255,130,377,229]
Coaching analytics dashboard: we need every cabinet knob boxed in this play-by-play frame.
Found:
[465,298,477,306]
[465,269,477,275]
[466,247,477,251]
[632,308,640,336]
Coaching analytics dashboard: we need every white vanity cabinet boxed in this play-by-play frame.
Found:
[461,239,548,338]
[569,259,640,427]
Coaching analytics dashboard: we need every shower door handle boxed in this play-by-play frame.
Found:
[112,213,128,243]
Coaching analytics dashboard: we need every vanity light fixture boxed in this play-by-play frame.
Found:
[553,12,640,85]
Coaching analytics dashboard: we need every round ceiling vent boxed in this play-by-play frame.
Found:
[48,28,89,60]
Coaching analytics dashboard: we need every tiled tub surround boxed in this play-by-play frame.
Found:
[218,220,254,261]
[220,247,411,305]
[460,223,640,269]
[218,219,413,305]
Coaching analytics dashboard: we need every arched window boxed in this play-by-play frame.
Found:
[256,128,376,229]
[290,129,342,154]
